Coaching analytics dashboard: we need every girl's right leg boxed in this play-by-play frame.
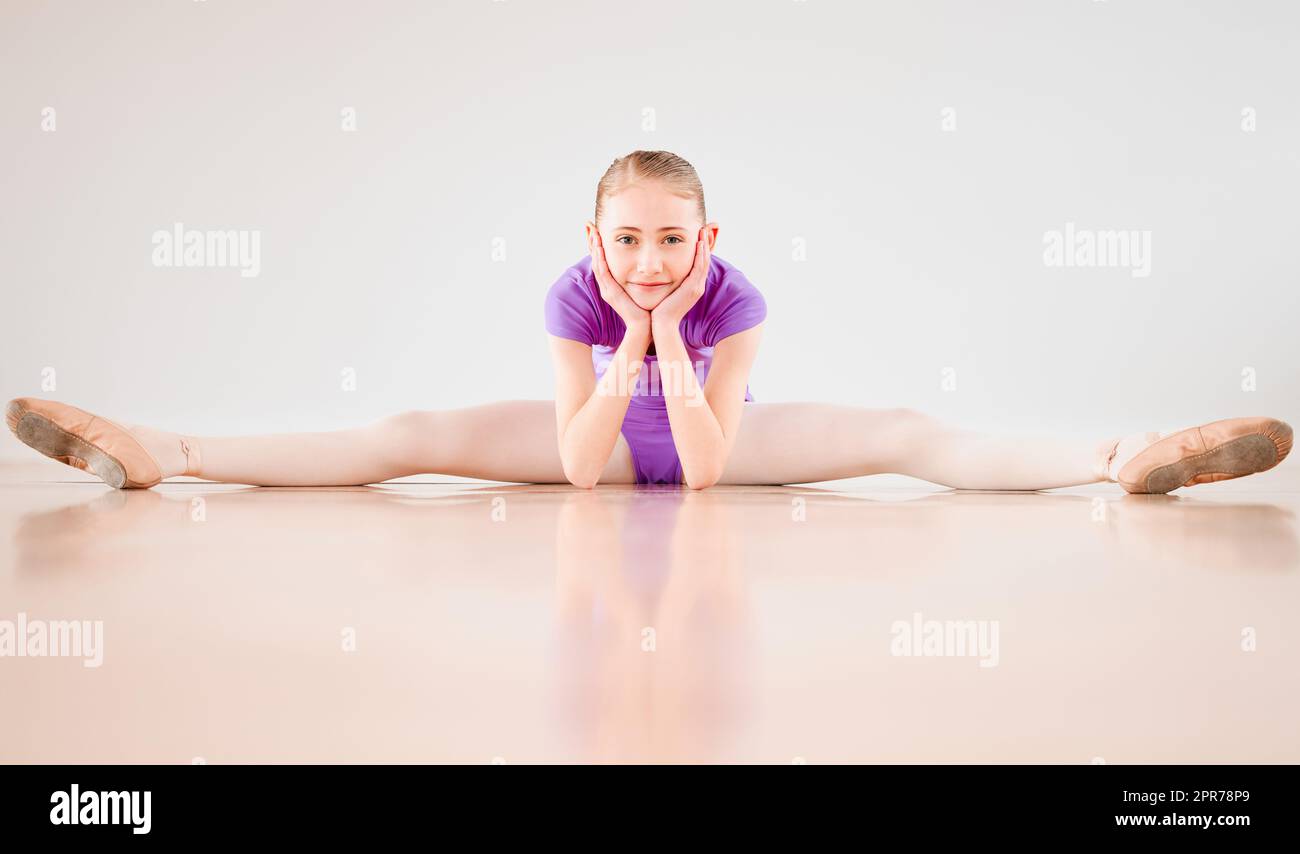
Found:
[171,400,639,486]
[17,399,638,487]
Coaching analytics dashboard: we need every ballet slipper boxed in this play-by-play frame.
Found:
[1116,416,1293,494]
[4,397,199,489]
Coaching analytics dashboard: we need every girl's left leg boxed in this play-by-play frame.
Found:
[717,402,1119,489]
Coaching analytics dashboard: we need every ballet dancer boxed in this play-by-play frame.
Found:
[6,151,1292,493]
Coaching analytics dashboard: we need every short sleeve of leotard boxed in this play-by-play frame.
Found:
[700,266,768,346]
[543,267,601,346]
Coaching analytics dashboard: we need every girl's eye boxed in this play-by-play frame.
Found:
[616,235,684,245]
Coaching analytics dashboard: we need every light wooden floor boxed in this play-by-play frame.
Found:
[2,460,1297,764]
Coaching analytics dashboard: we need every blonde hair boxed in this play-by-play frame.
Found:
[594,150,706,228]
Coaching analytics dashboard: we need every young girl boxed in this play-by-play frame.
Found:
[5,150,1293,493]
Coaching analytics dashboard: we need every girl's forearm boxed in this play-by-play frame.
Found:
[652,323,725,488]
[560,325,651,487]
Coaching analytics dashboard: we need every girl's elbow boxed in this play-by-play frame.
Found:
[683,466,722,490]
[560,456,600,489]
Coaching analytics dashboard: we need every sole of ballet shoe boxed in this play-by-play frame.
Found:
[1118,417,1293,494]
[5,398,162,489]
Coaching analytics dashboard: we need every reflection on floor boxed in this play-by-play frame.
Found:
[1,461,1297,764]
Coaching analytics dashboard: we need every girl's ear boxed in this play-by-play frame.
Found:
[703,222,719,249]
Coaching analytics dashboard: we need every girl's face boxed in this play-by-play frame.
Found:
[586,183,716,311]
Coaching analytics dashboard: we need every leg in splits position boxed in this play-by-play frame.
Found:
[4,398,635,488]
[4,397,1292,494]
[714,402,1292,493]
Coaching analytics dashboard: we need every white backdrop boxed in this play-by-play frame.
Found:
[3,0,1296,463]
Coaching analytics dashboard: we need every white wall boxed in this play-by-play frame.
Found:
[3,0,1296,461]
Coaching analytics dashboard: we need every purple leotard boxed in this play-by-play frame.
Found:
[544,254,767,484]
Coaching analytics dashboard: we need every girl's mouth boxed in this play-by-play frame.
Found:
[629,280,672,287]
